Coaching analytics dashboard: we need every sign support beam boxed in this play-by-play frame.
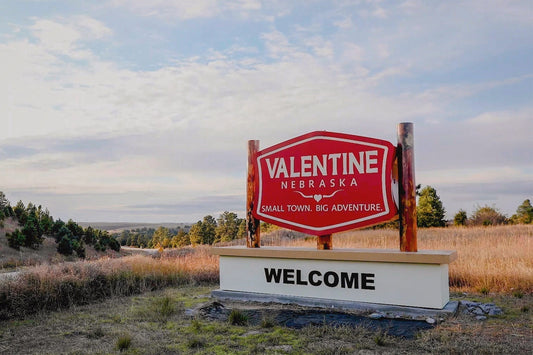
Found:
[247,140,261,248]
[317,234,332,250]
[397,123,417,252]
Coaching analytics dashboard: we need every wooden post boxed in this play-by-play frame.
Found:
[246,140,261,248]
[397,122,418,252]
[317,234,332,250]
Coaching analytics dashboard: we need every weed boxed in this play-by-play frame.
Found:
[374,331,388,346]
[478,286,490,295]
[228,309,248,326]
[513,290,524,298]
[520,305,529,313]
[116,333,132,352]
[190,318,202,332]
[156,295,178,318]
[0,246,218,320]
[187,335,206,349]
[87,326,105,339]
[261,316,275,328]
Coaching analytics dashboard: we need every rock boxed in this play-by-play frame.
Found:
[369,312,383,319]
[425,317,436,324]
[476,316,487,321]
[461,300,503,317]
[488,308,503,316]
[471,307,485,315]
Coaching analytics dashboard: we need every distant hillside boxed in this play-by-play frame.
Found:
[0,217,122,269]
[78,222,191,233]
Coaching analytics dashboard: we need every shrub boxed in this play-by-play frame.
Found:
[57,236,73,255]
[187,336,206,349]
[228,309,248,325]
[0,249,218,320]
[454,210,468,226]
[6,229,25,250]
[470,205,507,226]
[116,334,132,351]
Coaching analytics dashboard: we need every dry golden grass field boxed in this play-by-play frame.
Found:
[271,225,533,295]
[0,225,531,354]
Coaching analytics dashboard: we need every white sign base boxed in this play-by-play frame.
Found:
[212,247,457,309]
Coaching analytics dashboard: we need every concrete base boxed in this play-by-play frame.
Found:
[212,289,459,319]
[213,247,457,309]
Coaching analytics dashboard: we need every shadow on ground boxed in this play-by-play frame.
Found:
[195,301,434,338]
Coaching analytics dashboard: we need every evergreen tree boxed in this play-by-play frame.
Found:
[511,199,533,224]
[201,215,217,244]
[172,229,190,247]
[152,227,171,248]
[39,208,54,235]
[215,211,241,243]
[6,230,25,250]
[417,185,446,227]
[57,236,73,255]
[237,219,246,239]
[13,200,27,224]
[0,191,8,225]
[0,191,8,210]
[453,210,468,226]
[188,221,203,245]
[21,213,44,248]
[84,226,96,245]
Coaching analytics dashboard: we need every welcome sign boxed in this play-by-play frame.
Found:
[213,124,457,310]
[254,131,398,235]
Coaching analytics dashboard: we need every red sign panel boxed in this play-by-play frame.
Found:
[253,131,398,235]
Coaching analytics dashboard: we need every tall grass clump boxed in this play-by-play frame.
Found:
[282,225,533,295]
[0,246,218,320]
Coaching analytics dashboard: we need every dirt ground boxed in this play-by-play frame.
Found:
[0,286,531,354]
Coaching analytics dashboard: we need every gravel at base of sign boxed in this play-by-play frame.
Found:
[461,301,503,318]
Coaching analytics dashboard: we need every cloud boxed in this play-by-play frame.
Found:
[29,16,111,59]
[109,0,262,20]
[1,2,532,222]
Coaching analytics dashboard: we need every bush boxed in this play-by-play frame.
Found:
[470,205,507,226]
[116,334,132,351]
[228,309,248,325]
[454,210,468,226]
[57,237,73,255]
[6,230,25,250]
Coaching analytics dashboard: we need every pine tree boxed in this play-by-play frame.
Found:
[417,185,446,227]
[511,199,533,224]
[453,210,468,226]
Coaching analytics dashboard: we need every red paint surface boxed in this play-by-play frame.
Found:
[253,131,398,235]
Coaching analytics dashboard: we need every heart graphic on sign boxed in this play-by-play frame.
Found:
[314,194,323,202]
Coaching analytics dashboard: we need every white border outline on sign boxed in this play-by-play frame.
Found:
[256,135,391,232]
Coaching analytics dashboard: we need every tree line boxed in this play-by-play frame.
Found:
[416,185,532,227]
[115,211,246,248]
[2,187,531,254]
[0,192,120,257]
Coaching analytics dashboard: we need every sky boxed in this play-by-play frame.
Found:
[0,0,532,223]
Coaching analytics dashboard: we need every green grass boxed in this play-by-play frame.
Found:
[116,333,132,351]
[0,286,531,354]
[228,309,248,325]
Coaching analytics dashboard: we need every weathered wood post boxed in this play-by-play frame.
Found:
[317,234,332,250]
[246,140,261,248]
[397,122,418,252]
